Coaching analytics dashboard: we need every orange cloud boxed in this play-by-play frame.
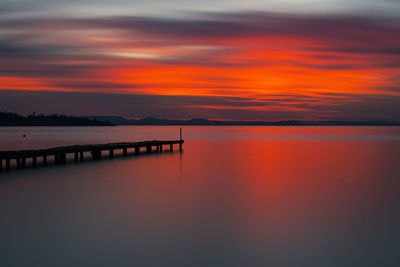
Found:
[1,12,399,120]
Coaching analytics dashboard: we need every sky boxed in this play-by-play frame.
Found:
[0,0,400,121]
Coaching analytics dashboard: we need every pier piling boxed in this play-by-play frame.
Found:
[179,128,183,151]
[91,150,101,160]
[6,159,10,171]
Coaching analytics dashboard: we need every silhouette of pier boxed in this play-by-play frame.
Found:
[0,139,184,172]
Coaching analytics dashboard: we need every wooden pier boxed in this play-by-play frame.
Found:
[0,140,184,172]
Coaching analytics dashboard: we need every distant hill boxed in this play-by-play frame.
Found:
[0,112,114,126]
[87,116,211,125]
[87,116,400,126]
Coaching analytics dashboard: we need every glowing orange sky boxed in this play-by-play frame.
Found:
[0,12,399,120]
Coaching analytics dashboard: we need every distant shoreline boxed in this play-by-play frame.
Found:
[87,116,400,126]
[1,112,399,126]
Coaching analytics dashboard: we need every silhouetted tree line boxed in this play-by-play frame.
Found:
[0,112,114,126]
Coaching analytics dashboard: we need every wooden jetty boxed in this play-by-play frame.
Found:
[0,139,184,172]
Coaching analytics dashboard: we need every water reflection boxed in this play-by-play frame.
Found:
[0,127,399,266]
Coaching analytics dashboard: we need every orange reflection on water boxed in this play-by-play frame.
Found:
[0,126,399,265]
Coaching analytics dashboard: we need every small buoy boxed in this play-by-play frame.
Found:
[22,134,26,138]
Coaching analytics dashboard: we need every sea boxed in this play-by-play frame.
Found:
[0,126,399,267]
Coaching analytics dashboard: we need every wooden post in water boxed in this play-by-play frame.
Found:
[56,153,66,164]
[160,144,163,153]
[74,152,79,162]
[0,159,2,172]
[146,145,151,153]
[135,146,140,155]
[123,148,127,157]
[6,159,10,171]
[170,143,173,152]
[16,158,21,169]
[32,156,37,168]
[80,151,84,162]
[179,128,183,151]
[91,150,101,160]
[43,155,47,166]
[22,157,26,169]
[55,154,60,164]
[109,149,114,158]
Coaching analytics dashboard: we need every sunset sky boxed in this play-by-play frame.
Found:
[1,0,399,121]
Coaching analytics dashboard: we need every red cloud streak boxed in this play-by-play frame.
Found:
[0,12,399,120]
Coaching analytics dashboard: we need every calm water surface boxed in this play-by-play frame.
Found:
[0,126,399,267]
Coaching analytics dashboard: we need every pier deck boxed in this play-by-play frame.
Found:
[0,140,184,172]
